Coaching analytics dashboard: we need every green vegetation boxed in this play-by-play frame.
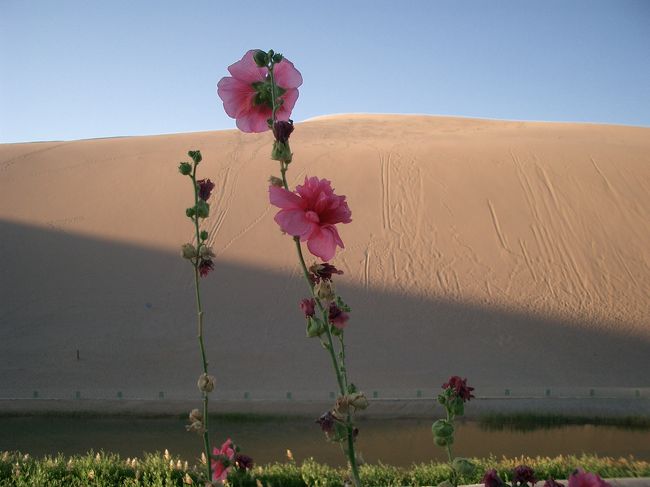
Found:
[478,413,650,431]
[2,451,649,487]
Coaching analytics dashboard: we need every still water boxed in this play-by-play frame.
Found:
[1,417,649,467]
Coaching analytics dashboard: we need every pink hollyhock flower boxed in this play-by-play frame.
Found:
[269,176,352,261]
[217,50,303,133]
[211,438,235,483]
[568,469,611,487]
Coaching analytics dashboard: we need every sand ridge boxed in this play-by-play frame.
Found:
[1,115,649,405]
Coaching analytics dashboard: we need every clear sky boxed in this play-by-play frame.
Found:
[1,0,649,143]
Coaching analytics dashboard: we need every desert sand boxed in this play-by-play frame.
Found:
[1,115,649,412]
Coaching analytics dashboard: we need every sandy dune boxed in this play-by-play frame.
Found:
[1,115,649,407]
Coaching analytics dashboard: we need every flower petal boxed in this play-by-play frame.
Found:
[276,88,299,121]
[217,77,257,119]
[274,209,313,237]
[236,108,271,133]
[273,58,303,89]
[307,225,341,261]
[269,185,304,210]
[228,50,267,83]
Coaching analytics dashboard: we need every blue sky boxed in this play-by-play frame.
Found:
[1,0,649,143]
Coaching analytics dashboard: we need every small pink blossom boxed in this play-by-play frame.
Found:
[211,438,235,483]
[217,50,303,133]
[269,176,352,261]
[300,298,316,318]
[568,469,611,487]
[329,302,349,329]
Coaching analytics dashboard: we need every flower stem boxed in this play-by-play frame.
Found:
[191,168,212,482]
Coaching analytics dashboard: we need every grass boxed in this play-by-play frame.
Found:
[1,451,649,486]
[478,413,650,431]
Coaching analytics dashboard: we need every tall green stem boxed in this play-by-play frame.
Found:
[271,63,362,486]
[191,167,212,482]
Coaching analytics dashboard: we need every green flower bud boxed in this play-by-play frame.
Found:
[253,50,269,67]
[432,419,454,439]
[188,150,202,164]
[196,200,210,218]
[306,317,324,338]
[271,141,292,163]
[181,243,197,260]
[186,207,196,218]
[452,457,476,477]
[200,230,209,241]
[178,162,192,175]
[272,53,283,64]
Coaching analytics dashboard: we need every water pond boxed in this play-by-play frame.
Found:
[1,416,649,467]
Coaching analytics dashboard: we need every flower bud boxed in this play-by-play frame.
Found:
[272,121,294,143]
[253,50,268,67]
[315,279,336,303]
[197,373,215,393]
[200,230,209,241]
[272,53,284,64]
[181,244,198,260]
[306,317,324,338]
[178,162,192,176]
[186,207,196,218]
[300,298,316,318]
[432,419,454,439]
[187,150,202,164]
[271,141,292,163]
[269,176,284,187]
[196,200,210,218]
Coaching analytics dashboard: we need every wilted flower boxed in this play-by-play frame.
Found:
[314,279,336,303]
[197,373,216,393]
[189,409,203,423]
[272,120,294,143]
[211,439,235,483]
[181,243,198,260]
[269,176,352,261]
[198,259,214,277]
[316,411,339,435]
[513,465,537,486]
[483,469,506,487]
[329,302,349,329]
[309,262,344,283]
[197,179,215,201]
[186,421,206,435]
[300,298,316,318]
[348,392,369,410]
[234,453,254,471]
[568,469,611,487]
[217,50,303,133]
[442,376,475,402]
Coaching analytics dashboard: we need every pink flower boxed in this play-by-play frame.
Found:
[217,50,303,133]
[211,438,235,483]
[568,469,611,487]
[329,302,349,329]
[269,176,352,261]
[300,298,316,318]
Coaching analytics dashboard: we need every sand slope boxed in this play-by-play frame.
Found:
[1,115,649,404]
